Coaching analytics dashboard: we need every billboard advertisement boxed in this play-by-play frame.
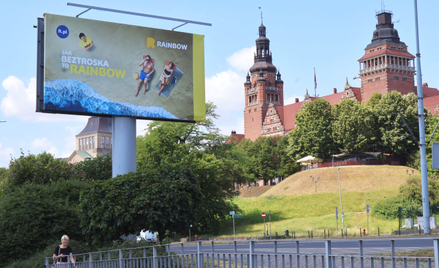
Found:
[37,14,205,122]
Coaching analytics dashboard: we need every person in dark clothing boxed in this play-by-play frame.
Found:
[53,235,76,267]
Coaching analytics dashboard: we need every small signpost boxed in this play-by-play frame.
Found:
[230,211,235,240]
[335,207,339,236]
[366,204,370,235]
[262,212,266,237]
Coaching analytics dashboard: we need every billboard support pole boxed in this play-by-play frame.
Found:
[112,116,137,177]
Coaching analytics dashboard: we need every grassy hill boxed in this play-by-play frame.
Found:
[221,166,420,238]
[262,165,418,197]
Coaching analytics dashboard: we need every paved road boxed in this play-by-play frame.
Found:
[169,238,437,255]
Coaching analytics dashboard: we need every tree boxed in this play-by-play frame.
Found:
[373,92,420,155]
[288,98,336,159]
[4,151,75,194]
[332,99,374,153]
[367,92,382,108]
[73,153,112,181]
[83,101,244,241]
[0,168,9,198]
[79,167,203,246]
[0,180,88,266]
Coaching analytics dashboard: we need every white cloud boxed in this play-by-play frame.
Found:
[0,142,15,168]
[0,76,85,122]
[47,146,60,157]
[136,119,152,137]
[204,47,255,135]
[30,137,53,149]
[226,46,255,73]
[206,70,244,113]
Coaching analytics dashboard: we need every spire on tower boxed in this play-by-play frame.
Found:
[259,7,263,24]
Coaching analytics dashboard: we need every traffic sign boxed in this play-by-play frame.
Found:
[262,212,266,219]
[366,205,370,213]
[234,215,242,218]
[229,211,235,216]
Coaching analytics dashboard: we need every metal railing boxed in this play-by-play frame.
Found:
[45,238,439,268]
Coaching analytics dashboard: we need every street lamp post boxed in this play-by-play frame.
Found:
[414,0,431,234]
[310,176,320,193]
[337,168,345,235]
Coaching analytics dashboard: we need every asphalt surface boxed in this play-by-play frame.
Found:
[169,237,439,255]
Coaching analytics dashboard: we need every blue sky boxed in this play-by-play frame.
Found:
[1,0,438,167]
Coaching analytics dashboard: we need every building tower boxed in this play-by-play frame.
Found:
[358,11,416,103]
[67,117,113,164]
[244,23,284,141]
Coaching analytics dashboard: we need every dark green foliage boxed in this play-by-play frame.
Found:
[79,168,204,246]
[4,240,96,268]
[5,151,75,193]
[240,136,298,184]
[373,92,420,155]
[73,153,112,181]
[372,176,439,220]
[371,195,421,220]
[288,98,336,159]
[332,99,374,153]
[0,168,9,198]
[288,91,423,159]
[0,180,88,266]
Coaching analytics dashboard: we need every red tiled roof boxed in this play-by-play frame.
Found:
[352,87,362,102]
[358,49,415,61]
[423,95,439,113]
[320,92,344,105]
[274,105,284,125]
[225,133,245,144]
[284,102,302,133]
[422,85,439,98]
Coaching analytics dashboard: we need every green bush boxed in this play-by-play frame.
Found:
[0,180,88,267]
[4,240,96,268]
[372,195,421,220]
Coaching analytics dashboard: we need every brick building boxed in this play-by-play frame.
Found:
[67,117,112,164]
[242,11,439,141]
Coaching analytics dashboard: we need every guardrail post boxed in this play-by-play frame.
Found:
[249,241,255,268]
[296,241,300,267]
[197,241,203,268]
[119,249,123,268]
[211,241,214,252]
[168,245,171,256]
[359,240,363,268]
[325,240,332,268]
[274,241,278,267]
[234,241,237,253]
[89,253,93,268]
[391,239,395,268]
[434,239,439,268]
[181,243,184,254]
[153,245,158,268]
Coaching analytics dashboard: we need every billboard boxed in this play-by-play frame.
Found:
[37,14,205,122]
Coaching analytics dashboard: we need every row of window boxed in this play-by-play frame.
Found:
[267,94,279,102]
[79,136,111,147]
[367,76,408,83]
[361,55,413,69]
